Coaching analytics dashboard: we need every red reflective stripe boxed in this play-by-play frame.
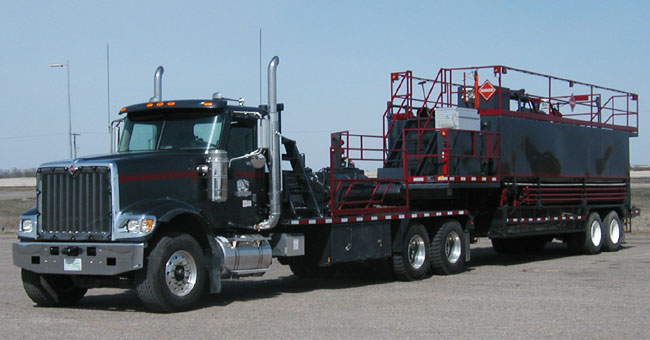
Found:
[119,171,197,183]
[287,210,469,225]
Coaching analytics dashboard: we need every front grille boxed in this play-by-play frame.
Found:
[39,166,113,240]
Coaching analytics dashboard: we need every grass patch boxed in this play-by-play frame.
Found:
[631,187,650,233]
[0,198,36,232]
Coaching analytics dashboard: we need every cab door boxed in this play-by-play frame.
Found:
[225,118,266,227]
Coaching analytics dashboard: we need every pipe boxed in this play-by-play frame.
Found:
[256,56,281,230]
[150,66,164,102]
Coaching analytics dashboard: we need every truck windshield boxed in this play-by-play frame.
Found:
[118,114,224,152]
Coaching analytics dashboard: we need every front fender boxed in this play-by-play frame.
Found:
[114,198,209,242]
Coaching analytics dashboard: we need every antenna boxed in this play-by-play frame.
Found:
[106,43,111,149]
[259,28,262,105]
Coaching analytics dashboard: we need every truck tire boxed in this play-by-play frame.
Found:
[430,219,465,275]
[393,222,430,281]
[21,269,87,307]
[136,234,207,313]
[602,211,622,252]
[567,212,603,255]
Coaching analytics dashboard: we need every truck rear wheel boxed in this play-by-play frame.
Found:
[602,211,622,252]
[567,212,603,255]
[136,234,207,313]
[21,269,87,307]
[393,222,430,281]
[430,219,465,275]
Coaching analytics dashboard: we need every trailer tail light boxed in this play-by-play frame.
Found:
[391,73,399,81]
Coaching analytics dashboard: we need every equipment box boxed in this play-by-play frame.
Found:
[435,107,480,130]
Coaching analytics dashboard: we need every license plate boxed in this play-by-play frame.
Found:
[63,258,82,271]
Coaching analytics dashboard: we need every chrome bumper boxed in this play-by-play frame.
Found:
[13,242,144,275]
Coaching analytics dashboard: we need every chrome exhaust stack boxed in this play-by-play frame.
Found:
[256,56,281,230]
[149,66,164,102]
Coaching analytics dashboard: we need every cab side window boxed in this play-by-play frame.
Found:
[227,120,256,158]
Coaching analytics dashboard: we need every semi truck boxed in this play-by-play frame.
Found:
[13,57,640,312]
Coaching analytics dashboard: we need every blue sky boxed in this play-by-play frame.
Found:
[1,0,648,169]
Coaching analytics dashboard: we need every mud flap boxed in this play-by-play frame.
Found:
[464,230,471,262]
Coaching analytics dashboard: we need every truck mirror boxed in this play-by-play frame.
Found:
[110,118,125,154]
[228,148,266,169]
[250,153,266,169]
[257,117,270,150]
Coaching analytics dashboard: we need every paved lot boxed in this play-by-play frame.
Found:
[2,234,650,340]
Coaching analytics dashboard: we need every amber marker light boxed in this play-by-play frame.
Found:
[120,107,127,112]
[156,102,164,107]
[140,219,155,233]
[146,103,154,108]
[167,101,176,106]
[202,102,213,106]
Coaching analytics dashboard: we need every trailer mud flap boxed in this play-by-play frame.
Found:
[464,230,471,262]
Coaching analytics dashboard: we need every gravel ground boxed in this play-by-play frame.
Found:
[2,234,650,340]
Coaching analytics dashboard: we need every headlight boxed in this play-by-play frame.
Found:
[20,219,33,233]
[126,220,140,232]
[123,217,155,233]
[17,216,37,239]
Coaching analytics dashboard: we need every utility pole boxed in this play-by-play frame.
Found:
[49,61,74,159]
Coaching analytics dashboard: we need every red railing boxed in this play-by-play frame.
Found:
[329,131,410,216]
[329,129,500,216]
[383,65,639,139]
[402,128,501,182]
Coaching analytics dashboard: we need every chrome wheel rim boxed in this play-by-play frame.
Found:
[445,231,462,264]
[609,218,620,245]
[407,234,426,270]
[590,220,602,246]
[165,250,197,297]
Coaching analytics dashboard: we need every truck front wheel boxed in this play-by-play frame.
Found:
[136,234,207,313]
[21,269,87,307]
[430,219,465,275]
[393,222,430,281]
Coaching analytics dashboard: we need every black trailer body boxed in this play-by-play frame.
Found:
[485,115,630,179]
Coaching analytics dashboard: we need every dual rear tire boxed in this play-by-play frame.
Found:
[567,211,621,254]
[393,219,465,281]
